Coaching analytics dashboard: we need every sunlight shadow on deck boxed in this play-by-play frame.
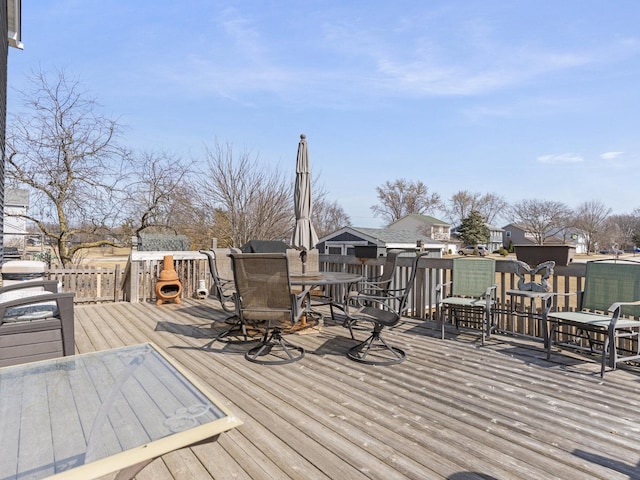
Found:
[448,473,499,480]
[310,334,357,356]
[155,320,214,339]
[155,320,261,355]
[573,449,639,479]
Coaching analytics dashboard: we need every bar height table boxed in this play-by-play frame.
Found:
[504,289,555,348]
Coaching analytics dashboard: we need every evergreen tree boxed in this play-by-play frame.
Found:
[458,210,490,248]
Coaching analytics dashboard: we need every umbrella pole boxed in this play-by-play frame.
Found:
[300,250,308,326]
[300,250,307,275]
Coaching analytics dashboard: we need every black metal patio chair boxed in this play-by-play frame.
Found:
[344,250,400,338]
[230,253,306,365]
[201,248,255,342]
[344,252,427,365]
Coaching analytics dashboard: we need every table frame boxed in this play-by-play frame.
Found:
[502,289,555,348]
[290,271,363,319]
[0,343,243,480]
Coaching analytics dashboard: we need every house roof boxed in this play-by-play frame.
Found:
[389,213,450,227]
[485,223,504,231]
[319,226,444,249]
[8,0,23,49]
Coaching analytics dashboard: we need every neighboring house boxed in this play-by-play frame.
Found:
[317,226,444,258]
[3,188,29,248]
[502,223,586,253]
[3,0,24,262]
[502,223,537,248]
[451,223,504,253]
[486,224,505,252]
[7,0,22,50]
[388,214,451,242]
[566,232,588,254]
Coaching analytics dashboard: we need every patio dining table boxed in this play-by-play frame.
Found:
[0,342,242,480]
[290,271,363,320]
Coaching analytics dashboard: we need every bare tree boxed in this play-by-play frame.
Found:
[572,200,612,254]
[605,214,640,251]
[313,198,351,238]
[509,199,573,245]
[371,179,442,224]
[446,190,507,226]
[122,151,194,236]
[5,69,130,266]
[480,193,508,225]
[194,141,292,247]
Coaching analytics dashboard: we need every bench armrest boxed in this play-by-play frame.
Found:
[608,299,640,314]
[0,280,59,294]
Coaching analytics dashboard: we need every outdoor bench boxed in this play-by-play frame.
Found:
[546,260,640,377]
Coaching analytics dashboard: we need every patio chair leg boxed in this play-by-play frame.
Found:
[440,309,445,339]
[245,327,305,365]
[546,323,557,360]
[347,330,406,365]
[601,335,610,378]
[214,316,256,343]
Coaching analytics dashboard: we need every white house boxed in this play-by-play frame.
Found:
[4,188,29,249]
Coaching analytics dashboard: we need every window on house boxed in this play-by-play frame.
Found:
[505,231,511,237]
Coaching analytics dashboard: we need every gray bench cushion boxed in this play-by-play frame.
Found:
[0,290,59,322]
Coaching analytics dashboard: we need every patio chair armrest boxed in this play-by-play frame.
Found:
[216,276,234,288]
[358,279,389,290]
[345,295,397,317]
[349,292,392,304]
[484,284,498,297]
[608,300,640,314]
[435,281,453,304]
[603,300,640,333]
[0,280,59,294]
[290,290,310,322]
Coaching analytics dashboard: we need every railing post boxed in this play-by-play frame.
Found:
[114,264,121,302]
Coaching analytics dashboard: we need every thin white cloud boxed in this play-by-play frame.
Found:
[141,5,640,109]
[537,153,584,164]
[600,151,624,160]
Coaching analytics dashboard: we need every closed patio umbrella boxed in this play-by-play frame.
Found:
[291,134,319,273]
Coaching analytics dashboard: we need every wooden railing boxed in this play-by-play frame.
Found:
[319,254,594,346]
[119,251,210,303]
[48,265,124,303]
[40,253,595,344]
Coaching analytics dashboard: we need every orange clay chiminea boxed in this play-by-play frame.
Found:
[155,255,182,305]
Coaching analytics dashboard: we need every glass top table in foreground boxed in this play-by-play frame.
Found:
[0,343,243,480]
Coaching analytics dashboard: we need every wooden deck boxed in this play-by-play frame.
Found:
[73,299,640,480]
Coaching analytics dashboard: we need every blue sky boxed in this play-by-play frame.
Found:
[7,1,640,228]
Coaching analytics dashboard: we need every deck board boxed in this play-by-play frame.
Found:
[71,299,640,480]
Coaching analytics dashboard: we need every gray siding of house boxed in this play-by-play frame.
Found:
[1,0,8,262]
[502,224,534,248]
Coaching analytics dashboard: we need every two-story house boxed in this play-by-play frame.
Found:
[387,214,451,242]
[451,223,504,253]
[502,223,586,254]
